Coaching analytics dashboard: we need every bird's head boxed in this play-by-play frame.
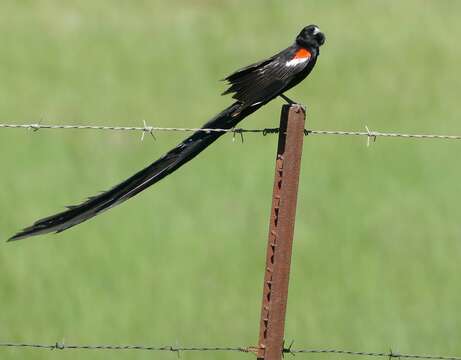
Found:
[296,25,325,48]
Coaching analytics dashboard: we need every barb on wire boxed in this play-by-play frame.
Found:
[141,120,156,142]
[1,122,461,142]
[365,126,377,147]
[231,127,245,143]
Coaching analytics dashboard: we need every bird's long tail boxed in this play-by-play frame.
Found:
[9,101,262,241]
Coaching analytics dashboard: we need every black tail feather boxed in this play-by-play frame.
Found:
[8,101,264,241]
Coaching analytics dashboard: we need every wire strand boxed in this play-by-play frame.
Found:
[1,123,461,141]
[0,342,251,353]
[1,342,461,360]
[285,348,461,360]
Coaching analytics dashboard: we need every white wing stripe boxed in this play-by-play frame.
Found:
[286,57,309,67]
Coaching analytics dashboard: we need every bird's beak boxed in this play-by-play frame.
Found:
[316,32,326,46]
[312,26,325,46]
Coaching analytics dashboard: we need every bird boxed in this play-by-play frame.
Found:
[8,24,325,241]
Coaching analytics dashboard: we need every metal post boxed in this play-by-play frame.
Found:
[257,104,306,360]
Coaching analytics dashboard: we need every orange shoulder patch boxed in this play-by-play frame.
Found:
[293,48,311,59]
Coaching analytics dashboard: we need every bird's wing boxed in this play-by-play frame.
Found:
[223,56,277,83]
[222,46,313,106]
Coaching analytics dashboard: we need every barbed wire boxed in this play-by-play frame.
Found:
[0,342,252,353]
[1,341,460,360]
[1,122,461,144]
[284,348,461,360]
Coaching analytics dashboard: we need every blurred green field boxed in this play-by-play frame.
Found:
[1,1,461,359]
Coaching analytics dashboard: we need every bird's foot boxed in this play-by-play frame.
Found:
[280,94,306,112]
[280,94,297,105]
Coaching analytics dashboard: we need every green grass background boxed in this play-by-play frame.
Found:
[1,1,461,359]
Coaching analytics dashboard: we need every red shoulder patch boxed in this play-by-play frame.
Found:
[293,48,311,60]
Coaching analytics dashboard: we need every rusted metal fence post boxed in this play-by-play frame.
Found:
[257,104,306,360]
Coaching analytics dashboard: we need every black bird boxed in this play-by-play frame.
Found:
[9,25,325,241]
